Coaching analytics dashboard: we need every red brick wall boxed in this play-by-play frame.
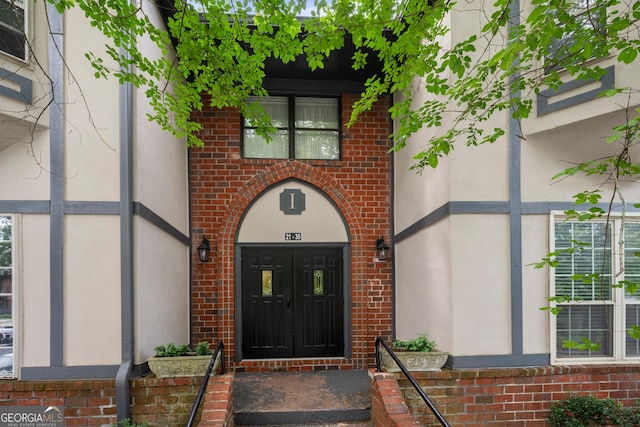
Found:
[189,93,393,370]
[198,373,234,427]
[0,377,203,427]
[369,369,422,427]
[390,365,640,426]
[4,366,640,426]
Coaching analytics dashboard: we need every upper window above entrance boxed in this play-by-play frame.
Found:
[242,96,340,160]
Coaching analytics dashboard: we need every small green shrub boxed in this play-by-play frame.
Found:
[392,334,437,352]
[549,395,640,427]
[153,343,190,357]
[153,342,213,357]
[195,341,213,356]
[115,418,147,427]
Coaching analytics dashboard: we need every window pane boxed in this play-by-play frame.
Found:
[625,223,640,300]
[0,216,12,378]
[0,0,25,60]
[242,96,341,160]
[0,216,10,269]
[313,270,324,295]
[295,98,338,129]
[261,270,273,296]
[243,129,288,158]
[626,303,640,357]
[245,96,288,128]
[556,304,612,358]
[295,130,339,160]
[554,221,611,301]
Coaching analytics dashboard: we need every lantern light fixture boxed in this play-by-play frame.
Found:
[197,237,211,263]
[376,236,389,261]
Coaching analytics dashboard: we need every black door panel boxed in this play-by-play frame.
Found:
[241,247,343,359]
[242,248,293,358]
[295,249,344,357]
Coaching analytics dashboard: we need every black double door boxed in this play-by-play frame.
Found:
[241,247,344,359]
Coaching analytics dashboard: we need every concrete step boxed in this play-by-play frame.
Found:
[240,423,372,427]
[232,370,371,426]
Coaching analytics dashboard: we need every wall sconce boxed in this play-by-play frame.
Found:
[197,237,210,263]
[376,236,389,261]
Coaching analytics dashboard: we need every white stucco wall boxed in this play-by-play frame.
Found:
[134,218,190,362]
[393,115,452,233]
[395,220,453,352]
[449,214,512,355]
[19,215,51,369]
[238,181,348,243]
[521,215,549,355]
[522,109,640,203]
[134,1,189,232]
[0,133,50,200]
[63,7,120,202]
[132,0,190,361]
[393,1,515,357]
[63,215,121,365]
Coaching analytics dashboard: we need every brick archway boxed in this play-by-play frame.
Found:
[217,161,371,369]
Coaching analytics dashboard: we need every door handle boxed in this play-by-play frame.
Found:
[284,289,291,309]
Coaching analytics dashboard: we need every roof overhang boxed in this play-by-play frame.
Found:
[156,3,388,94]
[262,33,385,94]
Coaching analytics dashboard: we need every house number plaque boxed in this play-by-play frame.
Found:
[279,189,305,215]
[285,233,302,241]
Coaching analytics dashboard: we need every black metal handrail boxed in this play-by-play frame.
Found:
[375,337,450,427]
[186,341,226,427]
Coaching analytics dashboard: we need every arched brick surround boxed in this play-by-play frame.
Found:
[190,94,393,371]
[217,161,371,369]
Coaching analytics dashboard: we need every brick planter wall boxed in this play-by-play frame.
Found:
[190,94,393,370]
[369,369,421,427]
[387,365,640,426]
[0,377,204,427]
[198,373,234,427]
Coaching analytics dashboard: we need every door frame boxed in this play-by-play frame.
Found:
[234,243,351,361]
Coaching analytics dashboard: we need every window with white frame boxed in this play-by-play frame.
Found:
[0,216,13,378]
[552,217,640,361]
[242,96,340,160]
[0,0,27,60]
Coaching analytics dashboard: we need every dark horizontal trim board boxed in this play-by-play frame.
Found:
[64,201,120,214]
[522,201,638,215]
[263,78,367,95]
[0,200,49,214]
[21,365,119,380]
[451,353,550,369]
[0,199,189,245]
[20,363,147,380]
[394,201,510,244]
[395,201,640,243]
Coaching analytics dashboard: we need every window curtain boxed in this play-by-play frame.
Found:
[295,98,339,160]
[242,96,340,159]
[244,96,289,158]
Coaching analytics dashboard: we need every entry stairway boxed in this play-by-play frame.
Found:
[232,370,373,426]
